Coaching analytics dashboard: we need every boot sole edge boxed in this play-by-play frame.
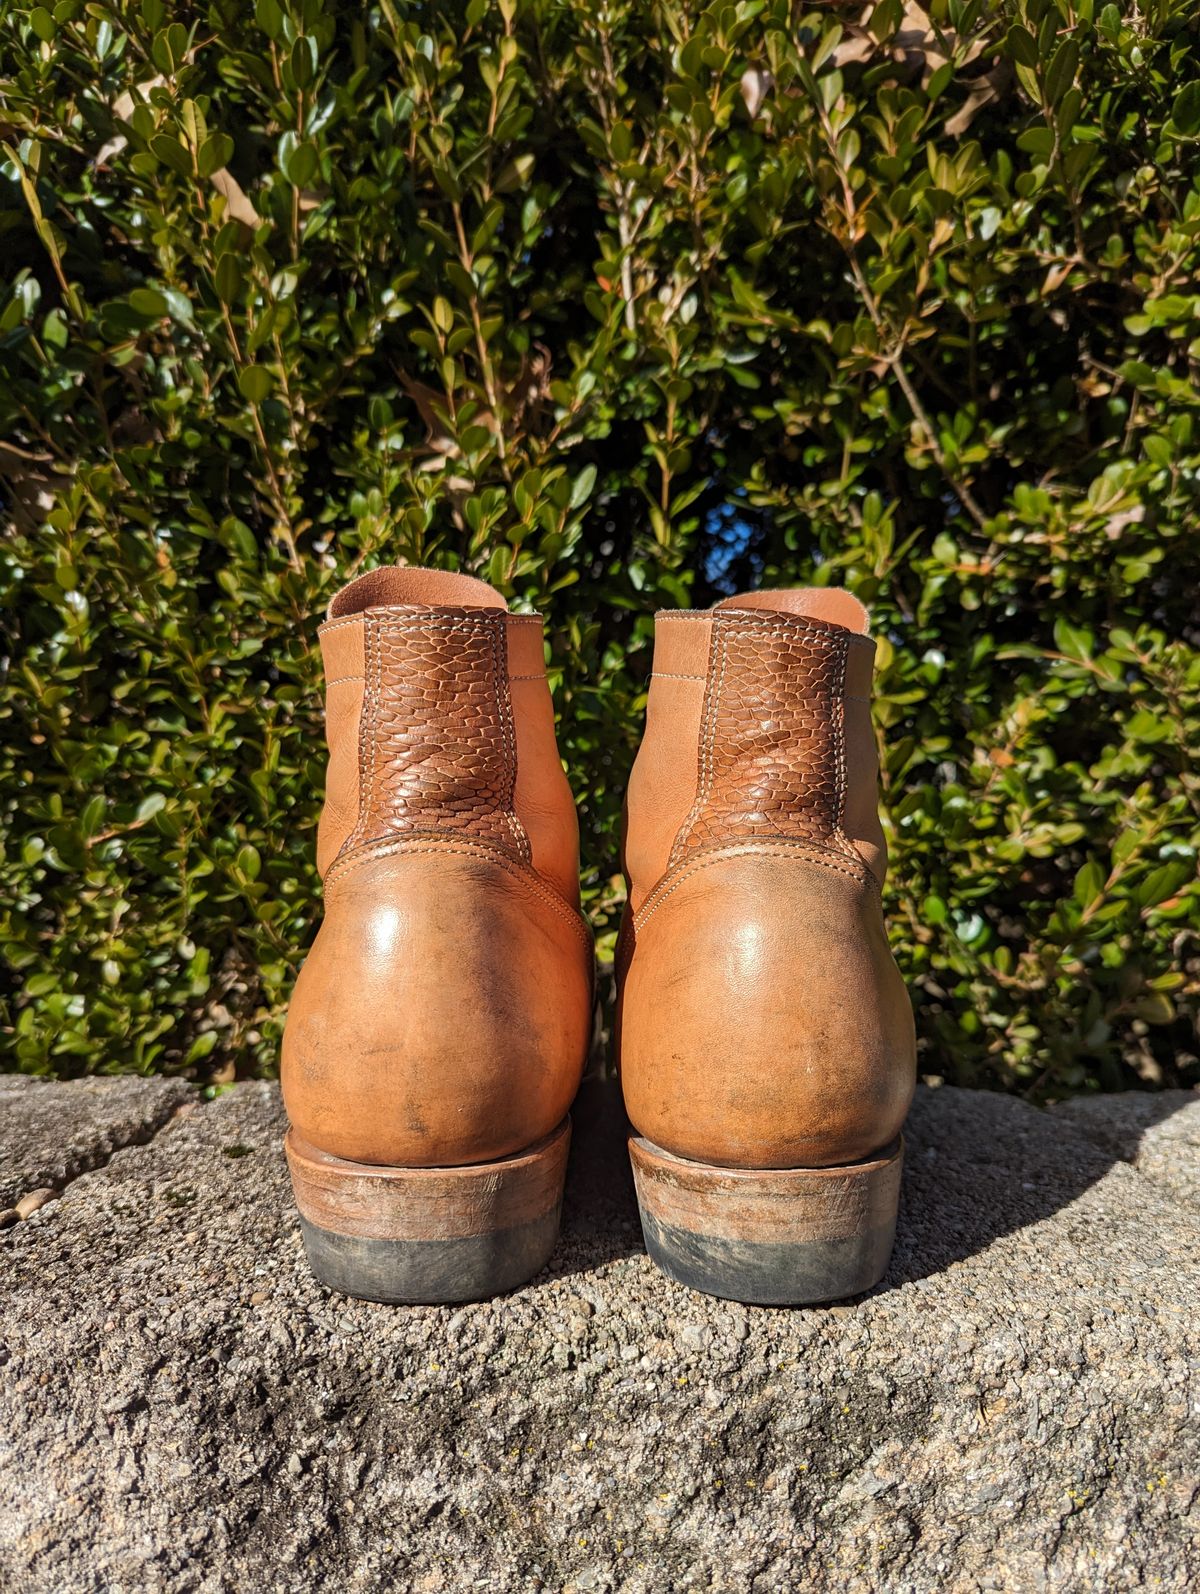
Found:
[285,1118,570,1304]
[629,1133,903,1306]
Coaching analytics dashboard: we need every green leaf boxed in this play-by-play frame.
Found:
[238,364,273,402]
[151,21,189,75]
[495,154,534,193]
[197,133,235,179]
[235,843,261,880]
[1017,127,1054,158]
[185,1030,220,1064]
[149,133,193,176]
[214,253,243,303]
[129,286,170,319]
[569,464,597,509]
[1073,860,1105,906]
[1045,40,1079,107]
[255,0,282,39]
[1053,617,1093,661]
[1136,864,1191,912]
[1171,82,1200,138]
[1006,24,1037,67]
[1134,993,1175,1026]
[290,36,317,90]
[926,62,953,102]
[281,137,319,188]
[80,794,106,838]
[179,99,206,153]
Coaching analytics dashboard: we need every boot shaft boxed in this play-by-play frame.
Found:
[314,565,579,907]
[623,588,887,911]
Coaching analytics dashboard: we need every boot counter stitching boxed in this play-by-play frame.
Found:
[490,614,533,860]
[633,840,878,935]
[325,836,593,955]
[665,610,727,871]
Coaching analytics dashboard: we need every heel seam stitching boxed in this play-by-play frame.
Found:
[633,840,878,934]
[325,835,593,954]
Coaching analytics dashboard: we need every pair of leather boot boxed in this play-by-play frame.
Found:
[281,567,915,1306]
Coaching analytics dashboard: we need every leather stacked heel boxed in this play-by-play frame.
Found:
[286,1121,571,1305]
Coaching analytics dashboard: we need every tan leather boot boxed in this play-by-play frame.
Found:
[617,589,916,1304]
[282,567,592,1303]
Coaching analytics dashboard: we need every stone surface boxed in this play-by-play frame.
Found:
[1053,1089,1200,1214]
[0,1074,191,1208]
[0,1077,1198,1592]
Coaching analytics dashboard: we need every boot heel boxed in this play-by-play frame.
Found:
[285,1118,570,1304]
[629,1134,903,1306]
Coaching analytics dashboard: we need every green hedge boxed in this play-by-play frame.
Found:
[2,0,1197,1093]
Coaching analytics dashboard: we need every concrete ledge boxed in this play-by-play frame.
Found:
[0,1078,1197,1591]
[0,1074,192,1211]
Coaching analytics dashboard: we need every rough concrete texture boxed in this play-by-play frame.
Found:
[0,1078,1197,1593]
[0,1074,191,1210]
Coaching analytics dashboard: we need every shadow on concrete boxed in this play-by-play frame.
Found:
[879,1083,1195,1296]
[548,1075,643,1281]
[549,1074,1197,1297]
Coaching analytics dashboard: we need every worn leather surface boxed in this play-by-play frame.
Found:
[284,845,592,1167]
[283,567,591,1169]
[315,619,366,878]
[326,565,505,617]
[618,590,916,1170]
[714,587,870,631]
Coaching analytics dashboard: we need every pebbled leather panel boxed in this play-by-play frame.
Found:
[342,605,530,862]
[669,608,859,865]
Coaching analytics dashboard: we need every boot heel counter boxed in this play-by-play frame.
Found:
[282,848,592,1167]
[619,850,915,1169]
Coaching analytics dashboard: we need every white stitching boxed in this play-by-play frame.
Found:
[372,619,497,633]
[651,671,705,681]
[707,620,840,646]
[323,674,363,688]
[710,612,875,651]
[705,621,729,816]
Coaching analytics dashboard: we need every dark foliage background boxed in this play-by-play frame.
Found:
[1,0,1197,1093]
